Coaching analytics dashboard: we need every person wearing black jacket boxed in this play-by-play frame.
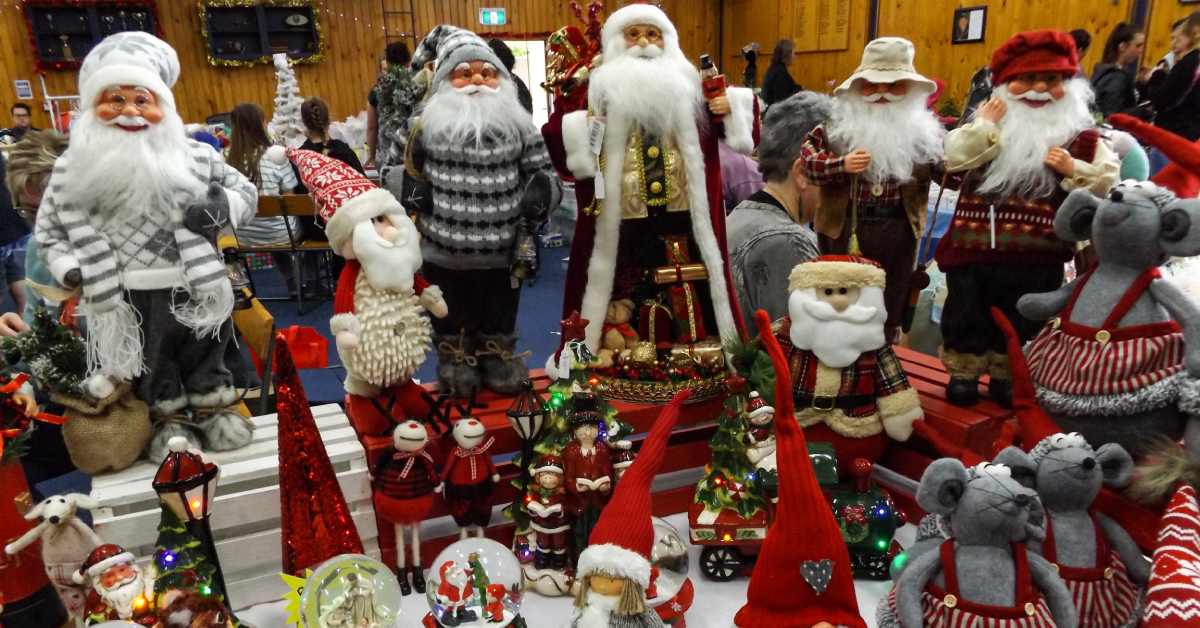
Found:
[488,38,534,113]
[294,97,365,195]
[1145,13,1200,143]
[761,38,801,107]
[1092,22,1145,117]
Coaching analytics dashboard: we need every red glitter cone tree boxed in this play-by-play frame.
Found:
[275,333,364,575]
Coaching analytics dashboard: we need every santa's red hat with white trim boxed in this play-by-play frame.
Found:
[1142,484,1200,626]
[735,310,866,628]
[73,543,134,584]
[575,389,690,588]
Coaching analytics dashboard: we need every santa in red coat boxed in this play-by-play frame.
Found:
[283,148,448,435]
[543,4,759,370]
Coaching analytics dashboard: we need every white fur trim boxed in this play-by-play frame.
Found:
[153,394,189,415]
[580,110,740,353]
[325,188,402,253]
[224,188,252,229]
[601,5,679,60]
[330,313,360,336]
[575,543,652,587]
[49,255,80,285]
[562,111,596,179]
[81,551,134,581]
[344,374,380,397]
[881,405,922,442]
[80,63,174,112]
[723,87,757,154]
[188,386,237,409]
[84,374,115,400]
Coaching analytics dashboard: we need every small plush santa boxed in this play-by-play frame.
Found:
[74,543,155,625]
[744,390,777,469]
[527,454,570,570]
[569,390,689,628]
[736,310,868,628]
[282,147,447,435]
[372,419,438,596]
[774,256,923,475]
[439,417,499,538]
[1142,484,1200,627]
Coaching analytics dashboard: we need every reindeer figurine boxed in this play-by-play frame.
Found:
[5,493,103,625]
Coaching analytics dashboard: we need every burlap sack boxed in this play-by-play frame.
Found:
[54,383,151,474]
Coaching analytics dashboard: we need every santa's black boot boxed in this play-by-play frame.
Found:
[946,378,979,406]
[410,566,426,594]
[477,333,528,395]
[434,332,480,398]
[396,566,412,596]
[942,350,984,407]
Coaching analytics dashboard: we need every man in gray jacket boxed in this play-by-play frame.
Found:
[726,92,829,329]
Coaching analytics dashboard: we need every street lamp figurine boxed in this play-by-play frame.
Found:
[507,380,546,560]
[152,436,228,603]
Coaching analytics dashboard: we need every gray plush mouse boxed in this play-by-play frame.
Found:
[1017,181,1200,458]
[995,434,1148,628]
[877,458,1078,628]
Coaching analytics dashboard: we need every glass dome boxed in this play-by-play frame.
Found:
[298,554,403,627]
[425,537,524,627]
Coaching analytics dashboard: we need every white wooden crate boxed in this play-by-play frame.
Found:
[89,404,379,610]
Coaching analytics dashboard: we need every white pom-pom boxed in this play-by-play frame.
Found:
[84,374,115,400]
[264,144,289,166]
[167,436,191,453]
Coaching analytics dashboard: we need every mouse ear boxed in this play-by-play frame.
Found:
[916,458,969,515]
[1054,188,1100,243]
[1096,443,1134,488]
[993,446,1038,490]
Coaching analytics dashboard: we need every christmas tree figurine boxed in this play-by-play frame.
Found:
[268,53,305,148]
[152,506,217,596]
[692,377,769,522]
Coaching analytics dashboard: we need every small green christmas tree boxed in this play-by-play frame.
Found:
[468,552,489,605]
[0,308,86,398]
[693,386,767,520]
[152,505,218,596]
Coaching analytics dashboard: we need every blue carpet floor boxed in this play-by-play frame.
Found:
[255,248,572,405]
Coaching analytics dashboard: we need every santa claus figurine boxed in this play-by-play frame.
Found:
[562,392,613,561]
[34,32,258,459]
[744,390,776,470]
[938,30,1118,407]
[545,4,759,369]
[571,391,687,628]
[527,455,570,570]
[73,544,155,625]
[775,256,923,475]
[435,560,476,626]
[802,37,944,341]
[402,28,561,397]
[372,419,439,596]
[439,416,499,539]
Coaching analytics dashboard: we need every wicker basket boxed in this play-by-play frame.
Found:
[592,373,727,405]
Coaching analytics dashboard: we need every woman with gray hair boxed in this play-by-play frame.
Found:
[726,91,831,330]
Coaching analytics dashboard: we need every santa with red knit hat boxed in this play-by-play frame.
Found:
[736,310,867,628]
[1142,483,1200,626]
[569,389,690,628]
[281,147,447,434]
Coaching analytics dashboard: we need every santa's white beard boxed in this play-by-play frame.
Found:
[576,592,620,628]
[976,78,1096,199]
[95,573,144,618]
[59,108,205,225]
[421,80,533,149]
[588,42,703,138]
[352,219,422,292]
[827,91,945,184]
[789,287,887,368]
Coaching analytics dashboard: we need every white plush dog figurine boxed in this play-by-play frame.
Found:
[5,493,103,625]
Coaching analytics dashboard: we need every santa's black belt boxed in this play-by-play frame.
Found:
[856,202,904,222]
[794,392,875,412]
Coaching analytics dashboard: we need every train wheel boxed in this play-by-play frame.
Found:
[700,546,743,581]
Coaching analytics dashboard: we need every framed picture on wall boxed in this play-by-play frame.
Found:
[952,6,987,44]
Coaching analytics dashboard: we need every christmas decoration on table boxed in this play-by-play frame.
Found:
[0,368,54,464]
[542,1,604,114]
[801,37,944,341]
[371,419,439,596]
[525,455,569,573]
[563,390,614,565]
[570,389,689,628]
[75,543,157,625]
[268,53,305,148]
[0,451,70,628]
[282,554,403,628]
[1109,113,1200,199]
[423,537,525,628]
[765,256,923,476]
[441,415,500,540]
[544,4,762,395]
[4,492,102,624]
[876,458,1076,628]
[150,503,238,628]
[645,517,692,626]
[1014,181,1200,460]
[937,29,1119,408]
[33,32,258,460]
[1141,483,1200,626]
[275,334,365,576]
[733,311,866,628]
[279,145,447,435]
[595,299,637,368]
[400,28,561,399]
[742,391,776,473]
[3,309,150,474]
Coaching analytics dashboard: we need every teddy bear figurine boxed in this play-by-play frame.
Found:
[596,299,638,368]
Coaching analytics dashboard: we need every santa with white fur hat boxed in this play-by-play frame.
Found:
[74,543,155,624]
[545,3,759,371]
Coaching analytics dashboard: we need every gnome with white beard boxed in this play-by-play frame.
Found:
[34,32,258,460]
[282,147,447,430]
[938,30,1119,407]
[773,256,923,477]
[802,37,944,341]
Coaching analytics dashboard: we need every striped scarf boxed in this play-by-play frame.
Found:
[66,199,232,381]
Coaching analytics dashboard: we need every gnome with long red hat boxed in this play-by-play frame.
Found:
[569,389,689,628]
[1142,484,1200,626]
[279,147,447,434]
[735,310,866,628]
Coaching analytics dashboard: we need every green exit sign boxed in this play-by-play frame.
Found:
[479,8,506,26]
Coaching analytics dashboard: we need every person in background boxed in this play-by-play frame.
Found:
[1070,28,1092,67]
[761,38,801,107]
[0,148,31,318]
[726,92,829,331]
[0,103,36,144]
[4,130,67,324]
[1142,12,1200,171]
[719,138,764,212]
[295,97,365,189]
[367,41,413,169]
[741,42,760,88]
[1092,22,1146,117]
[488,38,534,113]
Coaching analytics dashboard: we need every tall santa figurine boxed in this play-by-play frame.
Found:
[802,37,943,341]
[545,3,759,373]
[281,147,447,434]
[34,32,258,459]
[937,30,1118,407]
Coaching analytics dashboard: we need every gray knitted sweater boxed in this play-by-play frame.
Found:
[416,129,560,270]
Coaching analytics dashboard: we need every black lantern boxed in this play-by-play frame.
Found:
[507,380,547,499]
[152,436,228,603]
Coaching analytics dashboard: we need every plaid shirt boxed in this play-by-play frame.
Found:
[801,125,903,207]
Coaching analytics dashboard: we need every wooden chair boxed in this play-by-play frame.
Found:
[230,287,276,415]
[233,194,334,314]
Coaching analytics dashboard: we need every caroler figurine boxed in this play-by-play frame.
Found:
[372,419,439,595]
[563,391,613,562]
[440,416,499,539]
[526,455,570,571]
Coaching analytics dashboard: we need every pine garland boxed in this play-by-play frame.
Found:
[0,309,86,398]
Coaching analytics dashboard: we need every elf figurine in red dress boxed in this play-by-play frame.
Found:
[440,416,498,539]
[372,419,439,596]
[562,392,614,562]
[484,583,506,623]
[526,455,570,570]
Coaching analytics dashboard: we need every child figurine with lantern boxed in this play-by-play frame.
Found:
[563,391,613,563]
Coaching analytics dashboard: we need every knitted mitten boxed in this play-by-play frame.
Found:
[434,332,480,399]
[476,333,528,396]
